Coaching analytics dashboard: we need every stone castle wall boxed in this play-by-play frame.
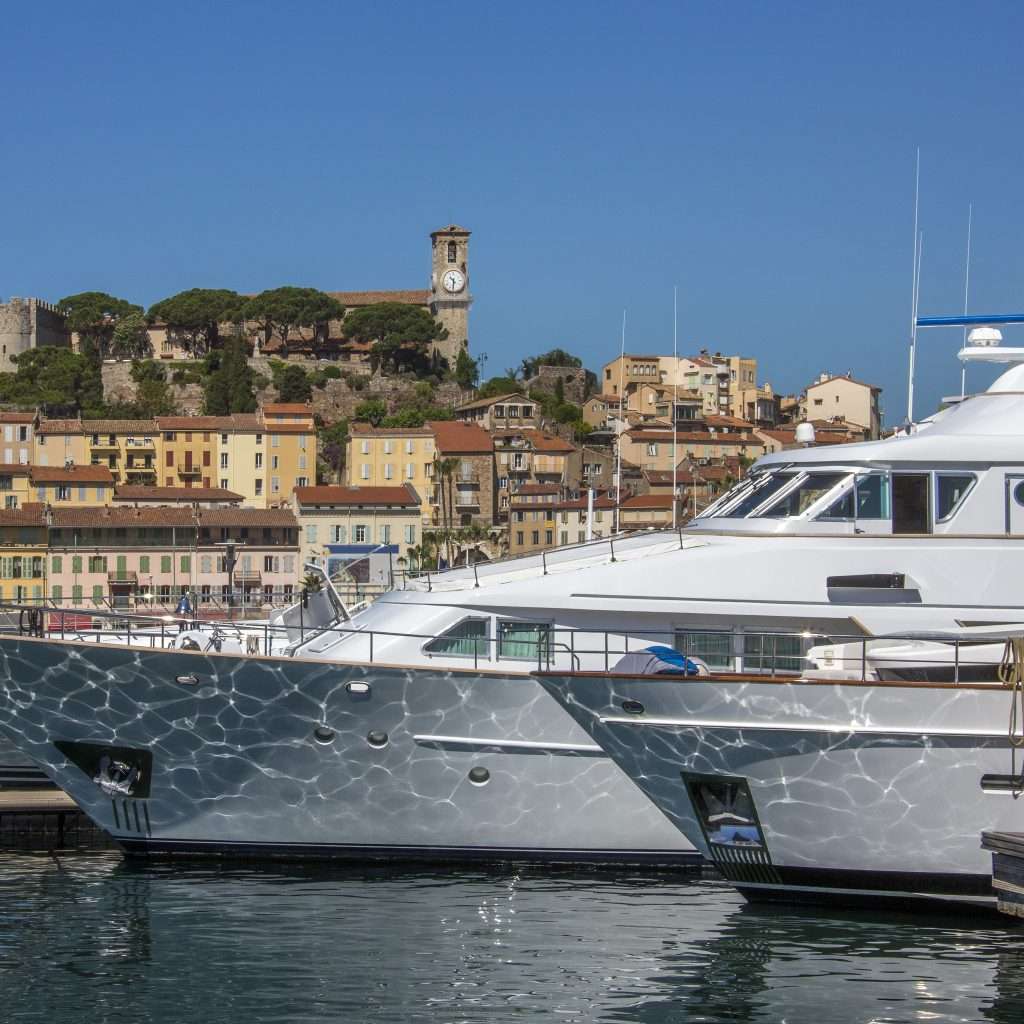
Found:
[0,297,70,372]
[526,365,588,405]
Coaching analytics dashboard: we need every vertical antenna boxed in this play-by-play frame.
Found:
[672,286,679,528]
[906,148,920,424]
[614,310,626,534]
[961,202,973,398]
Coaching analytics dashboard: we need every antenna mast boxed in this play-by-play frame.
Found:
[613,310,626,534]
[906,148,920,423]
[961,203,973,398]
[672,286,679,528]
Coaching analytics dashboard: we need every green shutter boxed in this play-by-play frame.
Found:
[161,555,171,573]
[72,584,82,602]
[51,584,62,602]
[180,555,191,573]
[51,555,62,574]
[92,584,103,602]
[139,555,150,573]
[71,555,82,574]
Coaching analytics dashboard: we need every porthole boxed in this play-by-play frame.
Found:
[622,700,645,715]
[468,766,490,786]
[367,730,388,748]
[313,725,335,745]
[1014,481,1024,507]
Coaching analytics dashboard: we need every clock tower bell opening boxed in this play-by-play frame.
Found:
[430,224,472,368]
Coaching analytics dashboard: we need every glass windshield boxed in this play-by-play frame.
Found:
[762,472,846,518]
[696,479,753,519]
[722,472,797,518]
[818,473,889,521]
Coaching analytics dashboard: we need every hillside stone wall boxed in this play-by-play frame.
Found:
[526,365,588,404]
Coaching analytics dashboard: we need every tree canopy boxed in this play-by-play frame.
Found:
[147,288,244,356]
[57,291,145,360]
[0,347,106,415]
[203,336,258,414]
[476,375,521,399]
[520,348,583,378]
[128,360,175,417]
[342,303,447,375]
[276,364,313,403]
[453,348,479,389]
[244,287,344,355]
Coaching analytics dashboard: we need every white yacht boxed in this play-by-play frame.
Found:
[535,330,1024,907]
[2,330,1024,873]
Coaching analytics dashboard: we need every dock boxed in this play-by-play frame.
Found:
[981,830,1024,918]
[0,789,116,853]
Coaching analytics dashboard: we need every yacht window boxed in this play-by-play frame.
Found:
[722,472,797,518]
[497,621,551,661]
[674,630,733,670]
[424,618,489,658]
[761,473,846,518]
[892,473,931,534]
[817,473,889,521]
[935,474,976,522]
[742,632,824,673]
[1015,481,1024,507]
[696,478,753,518]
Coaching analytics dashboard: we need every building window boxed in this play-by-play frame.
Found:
[255,452,263,469]
[70,555,82,574]
[56,485,71,501]
[220,478,229,490]
[384,463,393,480]
[405,439,414,454]
[447,240,457,263]
[72,585,82,603]
[271,477,280,493]
[161,555,171,573]
[271,435,280,448]
[531,530,539,544]
[305,525,317,544]
[51,555,62,574]
[380,525,391,544]
[255,479,263,496]
[180,555,191,574]
[52,584,62,602]
[296,477,308,488]
[333,525,346,543]
[360,465,370,480]
[545,530,553,544]
[354,525,367,543]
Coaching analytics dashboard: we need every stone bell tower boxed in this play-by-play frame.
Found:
[429,224,472,367]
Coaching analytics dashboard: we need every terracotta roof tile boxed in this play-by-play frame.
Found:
[327,290,430,307]
[197,508,298,527]
[51,506,195,528]
[456,392,529,412]
[81,419,159,433]
[114,485,244,503]
[36,419,83,435]
[0,411,35,423]
[293,484,420,507]
[621,493,677,509]
[428,421,493,453]
[0,503,46,527]
[349,423,433,436]
[522,429,576,453]
[30,465,114,484]
[514,483,561,495]
[263,403,314,415]
[156,416,235,430]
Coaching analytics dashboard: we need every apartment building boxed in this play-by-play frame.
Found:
[455,393,538,430]
[509,491,616,555]
[429,420,495,530]
[0,504,47,603]
[291,484,421,568]
[47,505,198,607]
[347,424,436,524]
[158,417,221,490]
[30,465,114,506]
[194,507,300,605]
[805,373,882,439]
[619,493,677,530]
[34,418,87,468]
[493,427,575,520]
[82,419,160,485]
[0,412,34,465]
[620,427,765,471]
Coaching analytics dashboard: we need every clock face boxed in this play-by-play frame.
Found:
[441,269,466,294]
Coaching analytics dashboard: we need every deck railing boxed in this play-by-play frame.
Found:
[0,598,1018,685]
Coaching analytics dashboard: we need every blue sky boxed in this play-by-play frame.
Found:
[3,1,1024,422]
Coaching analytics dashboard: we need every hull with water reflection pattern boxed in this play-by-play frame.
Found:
[0,635,696,863]
[536,670,1022,906]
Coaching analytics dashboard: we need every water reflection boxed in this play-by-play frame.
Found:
[0,857,1020,1023]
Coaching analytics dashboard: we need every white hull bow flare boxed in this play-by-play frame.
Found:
[0,634,694,864]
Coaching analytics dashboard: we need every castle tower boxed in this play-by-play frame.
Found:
[429,224,472,366]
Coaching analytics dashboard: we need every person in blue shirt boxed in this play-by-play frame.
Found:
[176,592,193,631]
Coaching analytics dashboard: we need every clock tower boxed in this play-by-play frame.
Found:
[430,224,472,367]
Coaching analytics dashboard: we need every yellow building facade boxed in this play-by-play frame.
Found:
[347,425,436,524]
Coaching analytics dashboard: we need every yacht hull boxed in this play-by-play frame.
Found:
[536,671,1024,906]
[0,636,695,864]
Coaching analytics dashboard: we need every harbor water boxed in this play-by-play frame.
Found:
[1,859,1023,1023]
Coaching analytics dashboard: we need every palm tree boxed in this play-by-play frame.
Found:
[432,456,460,565]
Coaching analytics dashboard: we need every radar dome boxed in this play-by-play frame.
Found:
[967,326,1003,347]
[795,422,816,445]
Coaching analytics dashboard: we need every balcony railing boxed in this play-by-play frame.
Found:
[177,465,202,477]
